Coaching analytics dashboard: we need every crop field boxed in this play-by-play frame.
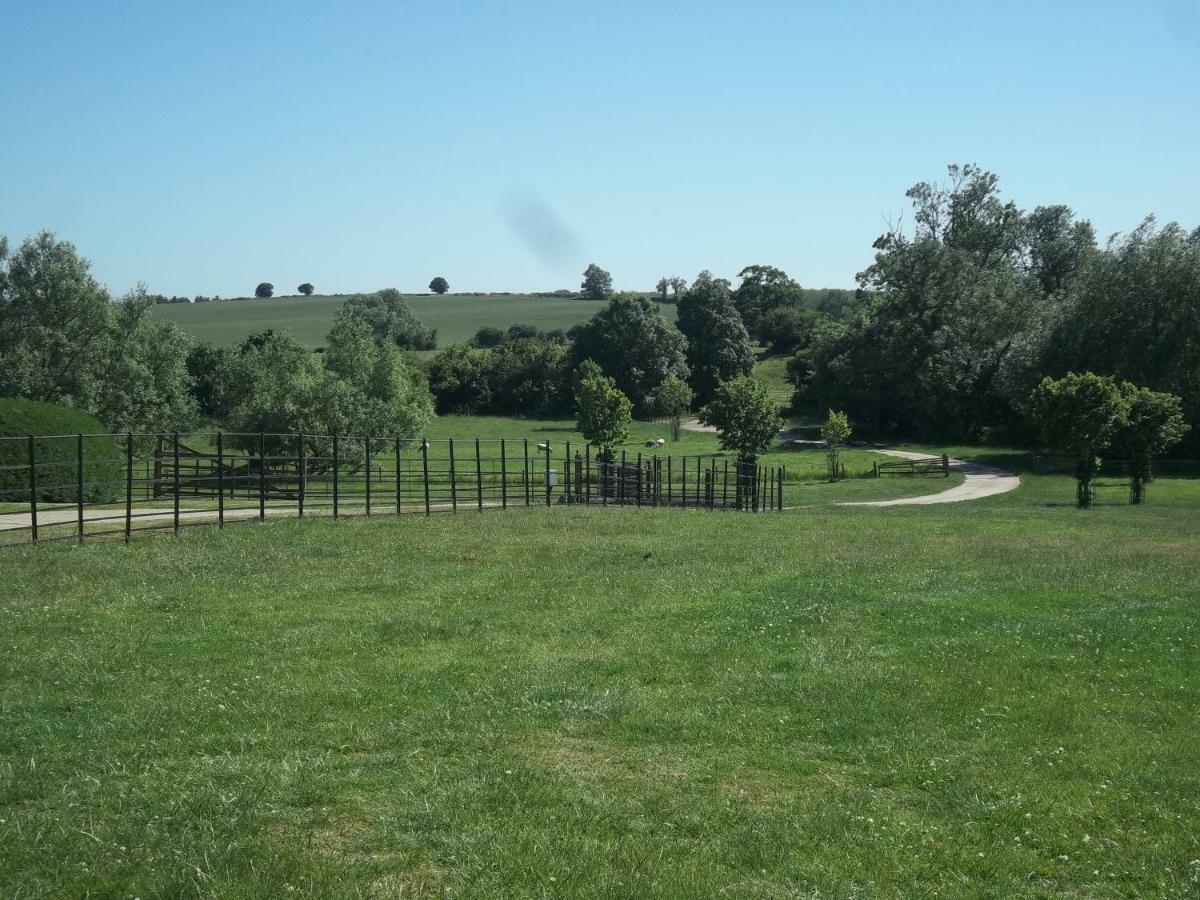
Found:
[149,294,673,349]
[2,471,1198,897]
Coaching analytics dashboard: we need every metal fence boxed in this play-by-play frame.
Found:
[0,432,787,548]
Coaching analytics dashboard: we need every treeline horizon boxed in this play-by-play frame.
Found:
[2,161,1197,457]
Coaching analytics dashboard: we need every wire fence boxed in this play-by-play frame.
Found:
[0,432,788,548]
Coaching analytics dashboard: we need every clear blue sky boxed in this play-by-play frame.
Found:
[2,1,1198,297]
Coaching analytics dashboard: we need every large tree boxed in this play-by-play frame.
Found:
[580,263,614,301]
[675,272,755,404]
[568,294,689,415]
[807,164,1092,439]
[0,231,114,406]
[338,288,436,350]
[90,291,198,435]
[731,264,804,334]
[1040,218,1200,452]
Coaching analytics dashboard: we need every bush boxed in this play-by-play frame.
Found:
[0,398,122,503]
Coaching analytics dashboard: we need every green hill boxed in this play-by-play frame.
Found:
[150,293,675,348]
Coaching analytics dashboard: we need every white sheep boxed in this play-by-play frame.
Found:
[536,441,551,453]
[655,438,665,447]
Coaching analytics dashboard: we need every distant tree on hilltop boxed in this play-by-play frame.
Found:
[255,282,274,298]
[429,276,450,295]
[297,283,315,296]
[580,263,614,301]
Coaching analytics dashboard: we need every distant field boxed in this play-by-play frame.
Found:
[150,293,674,348]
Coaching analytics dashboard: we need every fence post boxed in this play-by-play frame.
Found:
[667,456,672,506]
[173,431,181,535]
[585,445,591,505]
[333,433,340,519]
[258,432,267,522]
[476,438,484,511]
[545,441,552,507]
[298,432,306,518]
[636,452,642,507]
[500,438,508,509]
[942,453,949,477]
[217,432,225,528]
[76,433,85,544]
[449,438,458,512]
[365,436,373,516]
[125,432,133,542]
[421,439,431,515]
[619,450,627,504]
[24,435,38,545]
[695,456,701,507]
[779,466,785,510]
[523,438,530,506]
[395,437,402,515]
[565,441,571,505]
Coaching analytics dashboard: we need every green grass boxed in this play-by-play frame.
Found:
[150,293,676,349]
[2,473,1199,897]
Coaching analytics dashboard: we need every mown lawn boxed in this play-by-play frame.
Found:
[2,477,1199,897]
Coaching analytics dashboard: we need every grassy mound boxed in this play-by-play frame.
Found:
[0,398,121,503]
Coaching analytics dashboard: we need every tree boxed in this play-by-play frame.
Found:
[654,376,693,441]
[1040,218,1200,454]
[756,305,818,354]
[0,231,114,406]
[255,282,274,298]
[429,276,449,295]
[676,273,755,404]
[338,288,436,350]
[655,276,687,303]
[700,375,783,465]
[580,263,614,301]
[186,342,237,419]
[807,164,1083,439]
[297,283,315,296]
[731,264,803,333]
[820,409,853,482]
[471,326,506,348]
[568,294,689,415]
[575,371,632,461]
[1115,384,1189,504]
[89,291,199,435]
[426,344,494,414]
[1029,372,1128,508]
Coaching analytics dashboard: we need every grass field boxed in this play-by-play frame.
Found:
[150,294,674,349]
[2,472,1199,897]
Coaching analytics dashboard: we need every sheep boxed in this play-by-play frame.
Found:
[643,438,667,448]
[536,441,551,453]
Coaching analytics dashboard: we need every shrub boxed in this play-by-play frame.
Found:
[0,398,122,503]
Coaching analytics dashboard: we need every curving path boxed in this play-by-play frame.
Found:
[681,419,1020,506]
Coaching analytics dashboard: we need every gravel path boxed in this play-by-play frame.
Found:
[681,420,1020,506]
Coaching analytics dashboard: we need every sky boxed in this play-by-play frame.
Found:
[2,0,1199,297]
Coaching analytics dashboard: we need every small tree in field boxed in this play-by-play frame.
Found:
[701,376,782,508]
[429,276,449,295]
[1029,372,1128,508]
[255,282,274,298]
[820,409,852,482]
[655,376,693,441]
[1116,383,1189,504]
[297,283,315,296]
[575,369,632,461]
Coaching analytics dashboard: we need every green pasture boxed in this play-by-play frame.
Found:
[2,470,1199,897]
[149,293,674,349]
